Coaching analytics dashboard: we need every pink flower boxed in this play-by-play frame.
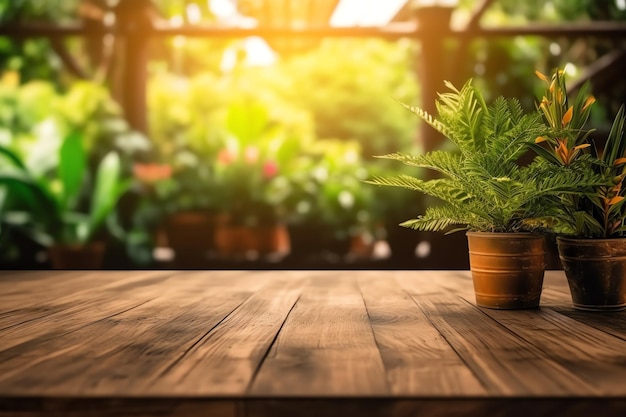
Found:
[262,160,278,179]
[244,146,259,164]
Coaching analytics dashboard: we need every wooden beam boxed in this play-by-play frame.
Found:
[570,49,626,93]
[2,21,626,40]
[49,38,89,79]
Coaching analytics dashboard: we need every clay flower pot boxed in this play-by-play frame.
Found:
[466,232,546,309]
[165,211,215,266]
[48,242,106,269]
[557,237,626,311]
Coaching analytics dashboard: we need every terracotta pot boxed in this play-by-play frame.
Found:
[557,237,626,312]
[48,242,106,269]
[466,232,546,309]
[214,217,290,258]
[254,225,290,256]
[165,211,215,266]
[214,223,250,257]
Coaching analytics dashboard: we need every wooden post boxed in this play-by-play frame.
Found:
[113,0,153,135]
[412,4,455,154]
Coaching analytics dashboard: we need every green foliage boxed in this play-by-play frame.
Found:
[279,39,419,157]
[531,68,626,238]
[211,99,309,226]
[0,133,128,246]
[368,79,599,233]
[284,139,375,244]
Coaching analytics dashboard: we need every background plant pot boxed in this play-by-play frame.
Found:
[215,219,291,259]
[254,225,290,256]
[557,237,626,311]
[466,232,545,309]
[165,211,215,267]
[48,242,106,269]
[214,222,250,258]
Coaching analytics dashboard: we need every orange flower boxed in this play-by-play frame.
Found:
[562,106,573,126]
[582,95,596,111]
[535,70,549,82]
[553,139,588,166]
[217,148,236,165]
[133,163,172,183]
[555,140,570,164]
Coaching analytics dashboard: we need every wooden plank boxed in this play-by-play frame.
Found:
[53,271,275,395]
[0,271,178,350]
[396,271,598,395]
[435,271,626,395]
[357,271,486,396]
[149,271,308,395]
[0,270,173,316]
[251,271,389,396]
[0,271,265,395]
[0,270,94,312]
[540,272,626,341]
[475,307,626,395]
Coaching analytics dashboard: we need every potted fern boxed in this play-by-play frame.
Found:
[532,69,626,311]
[368,79,596,309]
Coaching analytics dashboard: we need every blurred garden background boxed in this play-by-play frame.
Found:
[1,0,625,269]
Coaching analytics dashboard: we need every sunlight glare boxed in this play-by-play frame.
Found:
[330,0,409,27]
[186,3,202,24]
[209,0,237,18]
[414,0,458,6]
[220,37,276,72]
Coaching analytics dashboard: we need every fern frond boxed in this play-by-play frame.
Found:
[374,151,462,179]
[398,102,449,137]
[368,175,470,205]
[399,205,470,232]
[436,80,486,152]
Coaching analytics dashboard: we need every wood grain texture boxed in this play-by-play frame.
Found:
[397,271,604,395]
[1,270,626,417]
[357,271,486,396]
[251,271,388,396]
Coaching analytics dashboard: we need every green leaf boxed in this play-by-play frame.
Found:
[0,171,59,221]
[226,101,268,144]
[0,145,27,170]
[58,131,86,211]
[603,105,626,166]
[527,143,559,164]
[87,152,123,240]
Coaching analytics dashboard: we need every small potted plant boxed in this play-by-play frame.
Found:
[0,132,129,269]
[368,79,598,309]
[532,68,626,311]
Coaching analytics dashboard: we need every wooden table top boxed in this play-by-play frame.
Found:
[1,270,625,417]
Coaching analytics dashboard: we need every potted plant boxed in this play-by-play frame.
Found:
[284,139,377,262]
[532,68,626,311]
[0,132,129,269]
[368,79,598,309]
[212,142,291,259]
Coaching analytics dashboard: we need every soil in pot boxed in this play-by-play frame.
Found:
[466,232,546,309]
[557,237,626,312]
